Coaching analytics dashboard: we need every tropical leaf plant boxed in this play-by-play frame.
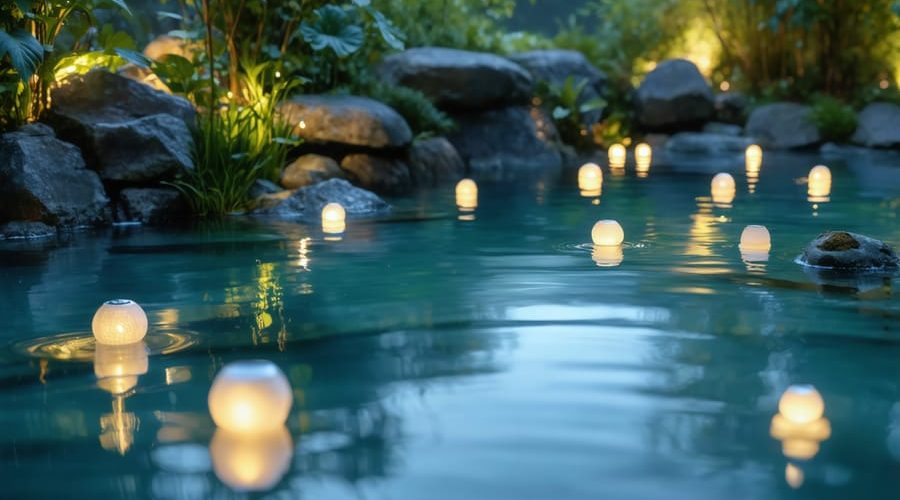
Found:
[0,29,44,81]
[299,5,364,58]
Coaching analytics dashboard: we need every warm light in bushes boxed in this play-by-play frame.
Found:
[456,179,478,211]
[208,360,293,435]
[578,163,603,194]
[94,341,149,395]
[92,299,148,345]
[591,220,624,247]
[321,203,346,234]
[607,143,626,168]
[211,426,293,492]
[711,173,736,205]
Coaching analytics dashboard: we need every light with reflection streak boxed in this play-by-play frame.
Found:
[92,299,148,345]
[711,173,736,205]
[607,143,626,169]
[739,225,771,262]
[578,162,603,196]
[635,143,652,177]
[321,202,346,235]
[770,385,831,464]
[807,165,832,202]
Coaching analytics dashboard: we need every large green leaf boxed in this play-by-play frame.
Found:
[0,28,44,81]
[299,5,364,57]
[364,6,404,50]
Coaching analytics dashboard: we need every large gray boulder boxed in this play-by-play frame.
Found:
[377,47,533,111]
[407,137,465,187]
[118,188,186,225]
[91,115,193,182]
[447,106,562,178]
[281,154,343,189]
[852,102,900,148]
[666,132,754,154]
[255,178,390,219]
[635,59,714,130]
[745,103,821,149]
[0,124,110,227]
[340,154,413,196]
[800,231,898,269]
[43,69,196,182]
[508,49,607,124]
[278,95,412,149]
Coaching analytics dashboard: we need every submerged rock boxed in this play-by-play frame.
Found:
[509,49,607,124]
[0,124,110,228]
[407,137,466,187]
[43,69,196,182]
[340,154,413,196]
[852,102,900,149]
[0,221,56,240]
[634,59,714,131]
[281,154,343,189]
[118,188,186,225]
[255,178,390,219]
[801,231,899,269]
[745,103,820,149]
[377,47,533,110]
[448,106,562,179]
[278,95,412,149]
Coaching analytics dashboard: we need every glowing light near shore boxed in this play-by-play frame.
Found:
[456,179,478,212]
[745,144,762,173]
[321,203,346,235]
[739,225,771,262]
[770,385,831,461]
[92,299,148,345]
[578,163,603,196]
[607,143,626,169]
[591,220,624,247]
[635,143,652,177]
[208,360,293,435]
[807,165,832,202]
[711,173,736,205]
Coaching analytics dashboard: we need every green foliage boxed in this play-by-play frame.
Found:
[357,80,455,138]
[536,76,606,149]
[299,5,365,58]
[0,29,44,81]
[810,96,858,143]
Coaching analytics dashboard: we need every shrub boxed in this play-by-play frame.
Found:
[358,81,455,138]
[811,96,857,143]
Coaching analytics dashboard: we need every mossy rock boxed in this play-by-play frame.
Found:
[817,231,860,251]
[802,231,898,269]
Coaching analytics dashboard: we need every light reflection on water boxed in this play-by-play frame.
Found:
[0,151,898,498]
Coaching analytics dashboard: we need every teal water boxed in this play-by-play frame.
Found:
[0,149,898,499]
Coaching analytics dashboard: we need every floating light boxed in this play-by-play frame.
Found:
[779,385,825,424]
[321,202,346,235]
[456,178,478,211]
[770,385,831,461]
[92,299,148,346]
[739,225,771,262]
[208,360,293,435]
[94,341,149,395]
[578,163,603,196]
[210,426,292,492]
[591,220,624,246]
[711,173,736,205]
[807,165,832,201]
[745,144,762,174]
[607,143,626,168]
[592,245,624,267]
[635,143,652,177]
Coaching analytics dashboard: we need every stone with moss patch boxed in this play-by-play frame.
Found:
[801,231,898,269]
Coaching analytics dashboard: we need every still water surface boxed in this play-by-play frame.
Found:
[0,149,898,499]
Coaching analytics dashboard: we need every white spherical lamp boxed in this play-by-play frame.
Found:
[745,144,762,173]
[92,299,148,345]
[808,165,832,199]
[578,163,603,192]
[778,385,825,425]
[591,220,624,246]
[456,178,478,211]
[711,172,736,204]
[607,144,626,167]
[208,360,293,434]
[739,225,771,252]
[321,203,346,234]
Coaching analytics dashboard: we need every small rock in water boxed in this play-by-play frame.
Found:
[801,231,899,269]
[254,178,390,219]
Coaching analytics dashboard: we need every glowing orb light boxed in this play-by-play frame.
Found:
[745,144,762,173]
[208,360,293,435]
[456,178,478,211]
[578,163,603,196]
[591,220,624,246]
[635,143,652,177]
[779,385,825,424]
[321,203,346,235]
[739,225,771,262]
[607,143,626,168]
[711,173,736,205]
[210,426,292,492]
[92,299,148,346]
[807,165,832,201]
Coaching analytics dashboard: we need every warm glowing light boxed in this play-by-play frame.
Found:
[607,144,626,168]
[745,144,762,173]
[739,225,771,252]
[720,81,731,92]
[880,79,890,90]
[210,426,292,492]
[592,245,623,267]
[94,341,149,395]
[208,360,293,434]
[456,178,478,211]
[635,143,652,176]
[770,413,832,459]
[785,463,804,489]
[321,202,346,234]
[578,163,603,195]
[779,385,825,424]
[591,220,624,246]
[807,165,832,201]
[711,173,736,205]
[275,71,282,79]
[298,120,307,129]
[92,299,148,345]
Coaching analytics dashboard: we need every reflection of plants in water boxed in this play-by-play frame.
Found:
[99,396,138,456]
[223,261,288,349]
